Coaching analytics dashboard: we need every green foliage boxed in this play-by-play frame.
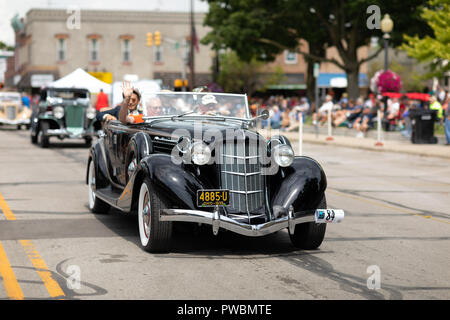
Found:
[217,50,285,96]
[389,61,425,92]
[401,0,450,78]
[0,41,14,51]
[202,0,431,98]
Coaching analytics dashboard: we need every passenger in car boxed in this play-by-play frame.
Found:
[146,97,163,117]
[198,94,219,115]
[96,81,142,124]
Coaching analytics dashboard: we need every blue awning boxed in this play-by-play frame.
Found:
[317,73,369,88]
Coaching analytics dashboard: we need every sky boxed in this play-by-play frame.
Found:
[0,0,209,46]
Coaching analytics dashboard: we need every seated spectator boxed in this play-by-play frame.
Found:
[270,105,282,129]
[281,106,291,131]
[354,99,381,137]
[333,100,349,127]
[334,99,362,128]
[313,95,335,125]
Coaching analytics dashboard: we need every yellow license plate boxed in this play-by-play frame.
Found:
[197,190,230,207]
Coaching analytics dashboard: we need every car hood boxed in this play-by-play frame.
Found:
[141,118,262,142]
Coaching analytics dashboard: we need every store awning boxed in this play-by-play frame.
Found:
[318,73,369,88]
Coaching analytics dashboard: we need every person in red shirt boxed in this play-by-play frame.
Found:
[95,89,109,111]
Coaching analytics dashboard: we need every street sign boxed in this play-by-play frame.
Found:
[314,63,320,78]
[30,74,53,87]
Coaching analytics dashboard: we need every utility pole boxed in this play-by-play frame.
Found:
[189,0,195,90]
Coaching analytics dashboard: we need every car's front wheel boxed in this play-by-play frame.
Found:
[138,177,172,253]
[87,160,110,214]
[289,195,327,250]
[37,122,50,148]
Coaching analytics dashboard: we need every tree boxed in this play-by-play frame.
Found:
[201,0,431,99]
[217,51,285,97]
[0,41,14,51]
[401,0,450,79]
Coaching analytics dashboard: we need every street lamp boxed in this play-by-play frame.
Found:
[381,14,393,72]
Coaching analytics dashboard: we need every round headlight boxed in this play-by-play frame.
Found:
[86,108,96,119]
[273,144,294,167]
[190,142,211,165]
[53,106,65,119]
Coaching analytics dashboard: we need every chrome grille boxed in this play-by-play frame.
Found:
[220,131,264,218]
[6,106,16,120]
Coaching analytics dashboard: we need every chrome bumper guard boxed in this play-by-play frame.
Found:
[0,119,30,125]
[47,128,93,138]
[160,208,316,237]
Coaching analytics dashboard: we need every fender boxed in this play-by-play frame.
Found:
[127,132,153,163]
[135,154,209,210]
[87,139,110,190]
[269,156,327,217]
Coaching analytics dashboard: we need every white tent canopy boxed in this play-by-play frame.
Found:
[49,68,112,94]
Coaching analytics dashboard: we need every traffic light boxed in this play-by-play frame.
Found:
[146,32,153,47]
[154,31,161,46]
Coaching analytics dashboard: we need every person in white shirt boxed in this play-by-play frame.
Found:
[313,95,335,125]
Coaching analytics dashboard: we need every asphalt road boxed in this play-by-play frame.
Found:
[0,126,449,300]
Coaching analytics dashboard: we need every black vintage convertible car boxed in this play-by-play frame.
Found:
[87,92,344,252]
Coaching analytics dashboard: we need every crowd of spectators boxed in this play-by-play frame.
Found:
[249,89,450,143]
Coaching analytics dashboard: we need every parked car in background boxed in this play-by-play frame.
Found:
[30,87,100,147]
[0,91,31,129]
[87,91,345,253]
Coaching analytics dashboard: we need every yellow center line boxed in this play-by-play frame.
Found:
[19,240,65,299]
[0,192,16,220]
[328,189,450,225]
[0,242,24,300]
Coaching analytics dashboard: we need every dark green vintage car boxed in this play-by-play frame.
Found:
[30,87,100,147]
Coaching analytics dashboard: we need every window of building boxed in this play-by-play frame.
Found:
[89,38,99,62]
[154,45,163,64]
[284,50,297,64]
[122,39,131,62]
[57,38,66,61]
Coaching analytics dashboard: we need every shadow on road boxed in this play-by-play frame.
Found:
[91,206,320,257]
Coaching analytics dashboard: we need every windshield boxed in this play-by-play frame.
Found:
[0,93,21,102]
[48,90,89,99]
[140,92,249,120]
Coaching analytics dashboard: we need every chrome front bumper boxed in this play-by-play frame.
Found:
[160,208,316,237]
[0,118,30,125]
[46,128,94,138]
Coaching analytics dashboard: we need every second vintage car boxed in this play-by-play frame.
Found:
[30,87,99,147]
[87,92,344,252]
[0,91,31,129]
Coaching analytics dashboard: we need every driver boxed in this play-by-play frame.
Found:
[146,97,163,117]
[198,94,219,115]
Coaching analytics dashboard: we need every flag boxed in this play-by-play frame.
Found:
[192,24,199,53]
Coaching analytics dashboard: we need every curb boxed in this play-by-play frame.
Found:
[259,130,450,160]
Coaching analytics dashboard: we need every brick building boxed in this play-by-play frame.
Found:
[6,9,213,91]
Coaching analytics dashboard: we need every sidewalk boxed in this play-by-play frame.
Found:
[259,126,450,160]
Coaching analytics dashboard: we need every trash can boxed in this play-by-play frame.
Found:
[410,109,438,144]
